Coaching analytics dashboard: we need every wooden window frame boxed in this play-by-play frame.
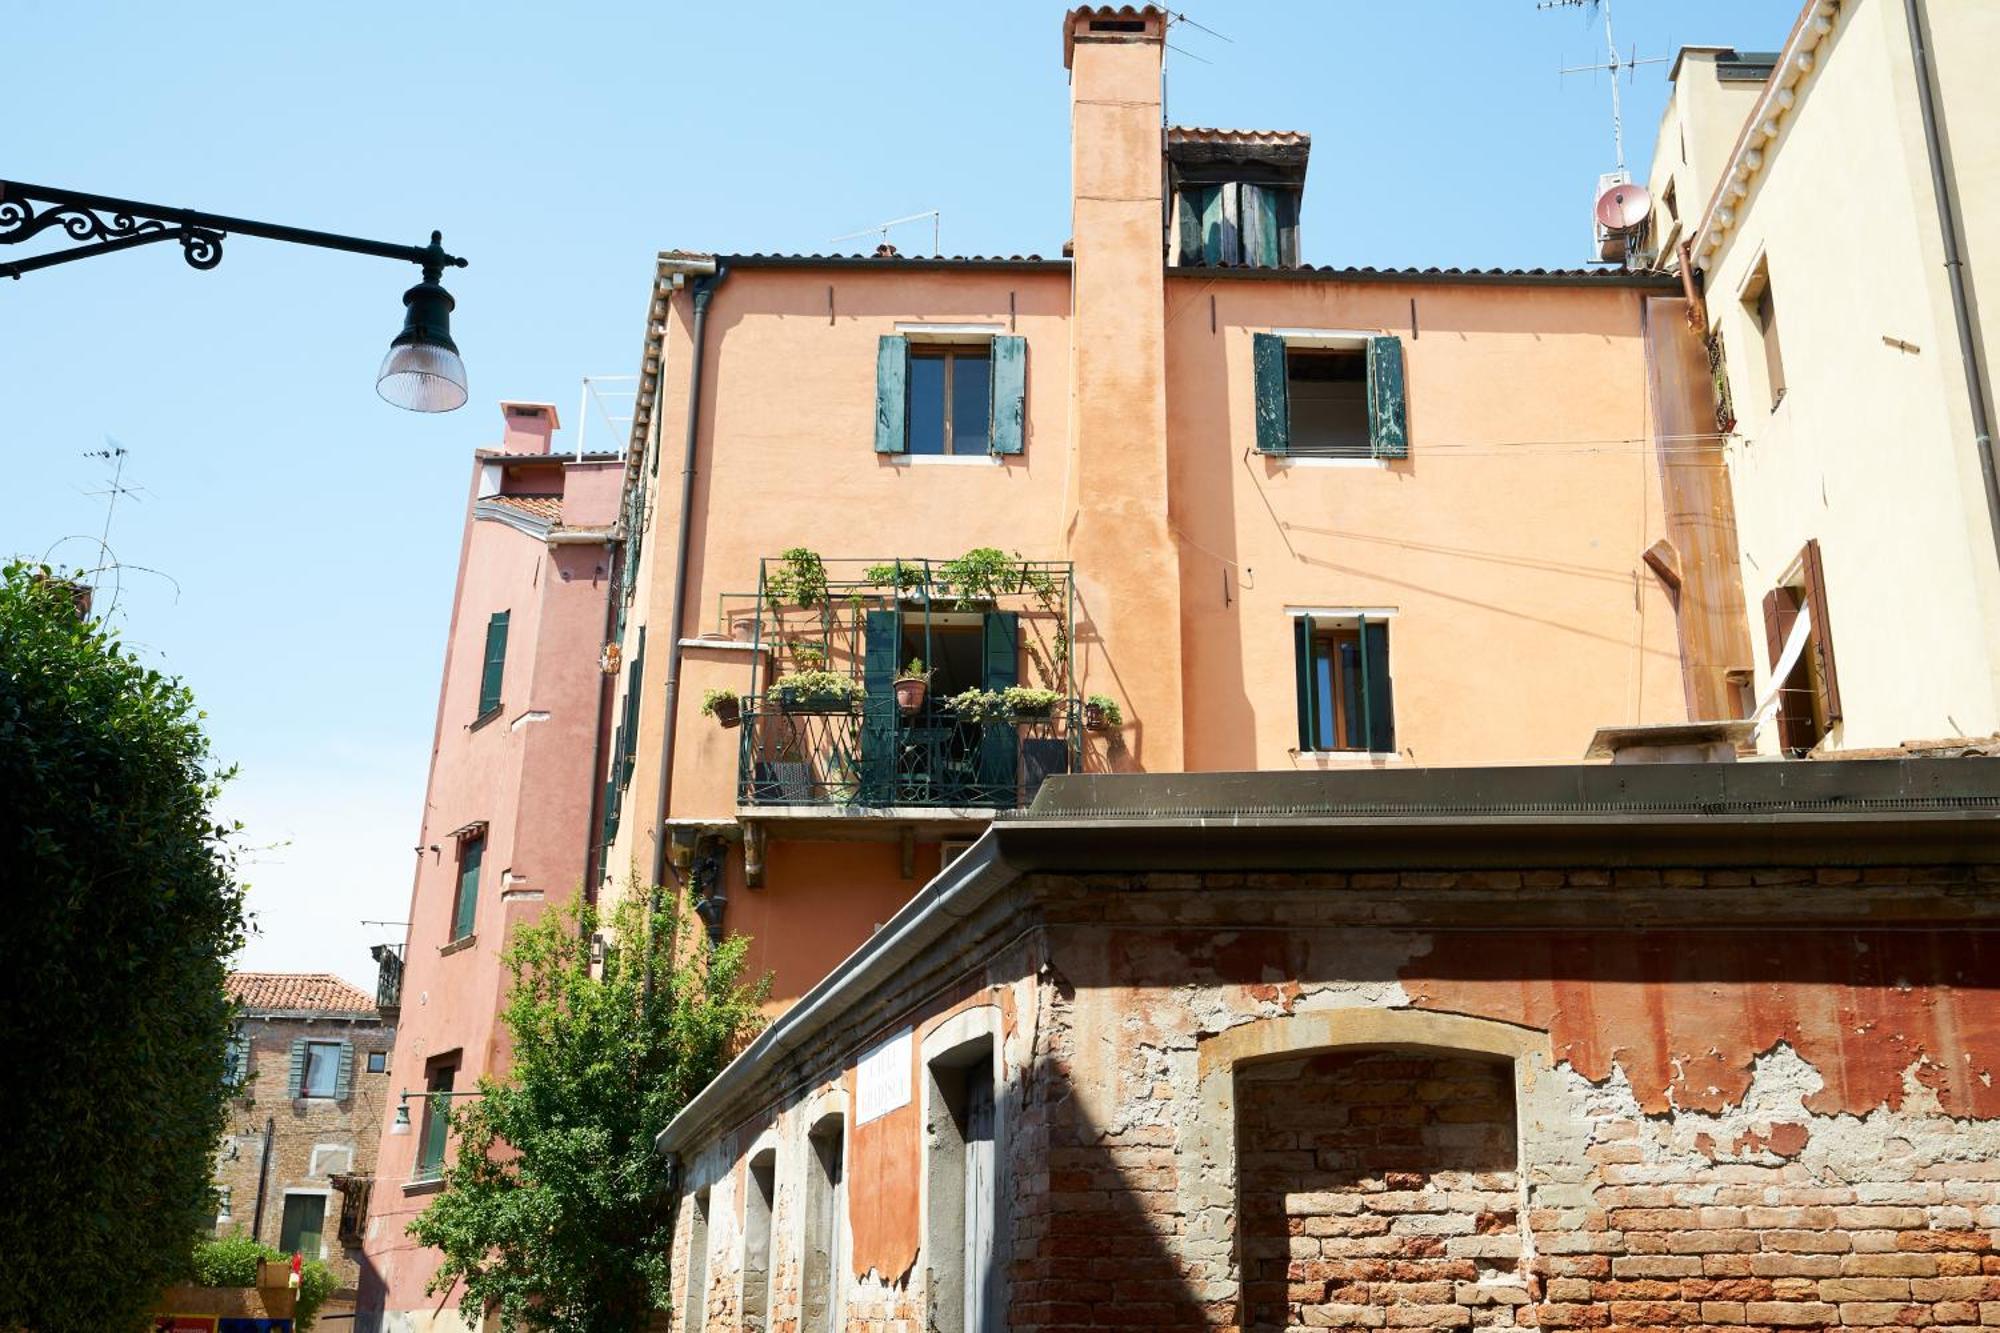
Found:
[450,832,485,943]
[1741,258,1786,411]
[907,344,993,456]
[300,1040,342,1100]
[1292,611,1396,756]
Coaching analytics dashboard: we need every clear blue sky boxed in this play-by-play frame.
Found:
[1,1,1791,987]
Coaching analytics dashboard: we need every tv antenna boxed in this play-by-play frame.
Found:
[832,210,941,257]
[1540,0,1669,172]
[81,442,146,595]
[1162,10,1231,125]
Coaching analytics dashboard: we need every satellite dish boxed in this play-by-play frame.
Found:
[1596,181,1652,232]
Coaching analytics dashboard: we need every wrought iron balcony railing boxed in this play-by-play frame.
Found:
[738,699,1080,810]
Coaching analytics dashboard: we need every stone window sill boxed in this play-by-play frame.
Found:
[469,706,503,732]
[439,934,476,958]
[403,1177,445,1197]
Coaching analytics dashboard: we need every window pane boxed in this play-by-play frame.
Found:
[1312,642,1337,752]
[280,1194,325,1258]
[951,354,991,454]
[303,1042,339,1097]
[907,354,946,455]
[367,1051,386,1074]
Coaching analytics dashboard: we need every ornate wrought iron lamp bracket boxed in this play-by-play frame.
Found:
[0,180,465,282]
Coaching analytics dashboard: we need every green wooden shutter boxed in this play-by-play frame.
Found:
[1253,333,1291,455]
[621,628,646,785]
[335,1041,354,1101]
[1198,185,1226,265]
[1293,616,1315,750]
[453,837,483,940]
[287,1038,307,1098]
[874,336,909,454]
[1362,619,1395,754]
[859,611,899,803]
[1175,189,1202,265]
[1367,335,1409,458]
[978,613,1020,804]
[477,611,510,716]
[989,336,1027,455]
[1242,186,1280,267]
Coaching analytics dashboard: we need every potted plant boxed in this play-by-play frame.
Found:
[1084,693,1123,731]
[895,659,932,715]
[700,687,741,729]
[1001,685,1062,721]
[866,562,928,602]
[938,547,1021,605]
[772,670,861,713]
[943,687,1005,726]
[764,547,829,613]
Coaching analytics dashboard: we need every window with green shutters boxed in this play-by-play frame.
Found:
[875,335,1027,456]
[1253,334,1409,459]
[476,610,510,718]
[1174,182,1299,267]
[279,1193,326,1260]
[295,1039,348,1100]
[416,1060,457,1181]
[1292,614,1395,754]
[450,833,484,941]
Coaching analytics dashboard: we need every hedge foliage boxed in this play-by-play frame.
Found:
[0,564,247,1332]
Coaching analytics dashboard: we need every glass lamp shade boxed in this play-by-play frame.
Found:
[377,275,468,412]
[377,341,469,412]
[389,1101,412,1135]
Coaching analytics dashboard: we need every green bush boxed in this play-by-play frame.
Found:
[0,564,247,1333]
[187,1234,336,1331]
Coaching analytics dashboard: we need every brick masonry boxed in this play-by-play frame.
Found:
[213,1010,394,1299]
[669,864,2000,1332]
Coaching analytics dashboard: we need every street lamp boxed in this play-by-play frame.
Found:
[389,1086,483,1134]
[0,180,470,413]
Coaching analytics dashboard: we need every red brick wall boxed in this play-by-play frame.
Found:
[1237,1051,1525,1331]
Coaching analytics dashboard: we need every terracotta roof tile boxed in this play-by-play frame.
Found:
[485,494,563,523]
[1168,126,1312,148]
[227,972,377,1014]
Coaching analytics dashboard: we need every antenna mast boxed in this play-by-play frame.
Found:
[1541,0,1666,172]
[831,210,941,257]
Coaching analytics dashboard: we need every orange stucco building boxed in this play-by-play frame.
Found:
[597,7,1720,1006]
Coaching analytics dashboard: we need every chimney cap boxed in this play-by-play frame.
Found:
[499,400,562,430]
[1063,5,1165,70]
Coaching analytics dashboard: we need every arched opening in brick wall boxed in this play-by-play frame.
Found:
[1235,1047,1525,1332]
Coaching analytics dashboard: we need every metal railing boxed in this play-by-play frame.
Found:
[738,699,1080,810]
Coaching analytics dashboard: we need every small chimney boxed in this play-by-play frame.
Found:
[498,401,560,454]
[873,242,900,259]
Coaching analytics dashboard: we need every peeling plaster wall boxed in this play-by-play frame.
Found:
[670,866,2000,1332]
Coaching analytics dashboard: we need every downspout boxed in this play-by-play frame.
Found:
[580,526,621,901]
[1903,0,2000,570]
[250,1114,275,1243]
[648,265,723,892]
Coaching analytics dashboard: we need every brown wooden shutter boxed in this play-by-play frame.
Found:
[1799,538,1841,722]
[1762,584,1814,752]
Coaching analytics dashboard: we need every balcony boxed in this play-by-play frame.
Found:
[722,553,1081,816]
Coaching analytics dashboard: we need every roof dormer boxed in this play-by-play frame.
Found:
[1166,126,1311,268]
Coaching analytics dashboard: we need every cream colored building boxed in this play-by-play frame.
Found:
[1651,0,2000,753]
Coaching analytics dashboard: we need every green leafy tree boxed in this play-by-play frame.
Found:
[410,889,766,1333]
[0,564,247,1333]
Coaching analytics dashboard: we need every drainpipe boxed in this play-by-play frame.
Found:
[1903,0,2000,570]
[648,263,723,893]
[580,527,621,902]
[250,1114,275,1243]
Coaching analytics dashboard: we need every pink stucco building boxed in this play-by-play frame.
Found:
[356,403,623,1330]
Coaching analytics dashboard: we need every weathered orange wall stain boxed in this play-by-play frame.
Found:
[1404,929,2000,1117]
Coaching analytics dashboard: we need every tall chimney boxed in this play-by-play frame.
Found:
[498,401,560,454]
[1063,6,1185,771]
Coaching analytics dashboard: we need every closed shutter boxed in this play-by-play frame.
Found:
[989,336,1027,455]
[1362,618,1396,754]
[477,611,510,716]
[1367,336,1409,458]
[874,336,909,454]
[1175,189,1202,265]
[453,837,484,940]
[1799,539,1841,722]
[288,1038,307,1098]
[978,613,1020,803]
[859,611,899,803]
[1241,186,1280,267]
[1253,333,1290,455]
[1197,184,1226,265]
[1762,585,1814,752]
[334,1041,354,1101]
[1293,615,1315,751]
[622,628,646,784]
[225,1034,250,1089]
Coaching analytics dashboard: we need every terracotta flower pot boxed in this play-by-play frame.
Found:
[711,697,741,728]
[895,677,929,714]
